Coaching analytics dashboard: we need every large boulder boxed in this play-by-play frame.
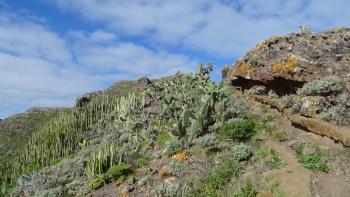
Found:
[224,27,350,94]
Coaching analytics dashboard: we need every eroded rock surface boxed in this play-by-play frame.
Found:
[224,27,350,94]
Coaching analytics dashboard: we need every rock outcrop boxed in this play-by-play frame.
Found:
[224,27,350,95]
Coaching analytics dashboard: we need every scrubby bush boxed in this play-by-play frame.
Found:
[234,183,257,197]
[219,117,257,141]
[164,138,184,156]
[201,158,241,196]
[319,93,350,126]
[156,182,191,197]
[88,163,132,190]
[194,133,221,151]
[168,161,185,176]
[247,86,267,95]
[297,76,343,96]
[281,95,294,108]
[232,143,252,161]
[290,100,302,114]
[106,163,132,180]
[294,144,329,172]
[268,90,278,98]
[136,156,152,167]
[89,174,107,190]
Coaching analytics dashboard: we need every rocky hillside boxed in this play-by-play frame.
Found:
[0,28,349,197]
[224,27,350,143]
[0,108,62,174]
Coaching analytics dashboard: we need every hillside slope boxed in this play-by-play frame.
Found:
[1,28,349,197]
[0,108,62,173]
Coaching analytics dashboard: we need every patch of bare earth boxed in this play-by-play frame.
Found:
[249,98,350,197]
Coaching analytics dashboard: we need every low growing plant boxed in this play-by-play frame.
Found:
[219,117,257,142]
[232,143,252,161]
[297,76,343,96]
[294,144,330,172]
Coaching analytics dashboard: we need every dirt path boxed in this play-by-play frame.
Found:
[248,98,350,197]
[264,138,312,197]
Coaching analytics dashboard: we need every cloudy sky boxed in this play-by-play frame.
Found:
[0,0,349,118]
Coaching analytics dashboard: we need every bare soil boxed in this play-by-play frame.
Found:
[249,98,350,197]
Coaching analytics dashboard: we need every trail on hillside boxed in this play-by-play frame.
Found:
[248,97,350,197]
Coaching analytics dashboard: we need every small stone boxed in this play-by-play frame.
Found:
[137,176,150,187]
[288,140,298,147]
[122,184,135,193]
[127,176,136,185]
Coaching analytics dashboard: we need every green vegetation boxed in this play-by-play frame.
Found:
[163,138,184,156]
[89,163,132,190]
[319,93,350,126]
[1,91,141,191]
[231,176,285,197]
[89,174,107,190]
[194,133,221,152]
[297,76,343,96]
[232,143,252,161]
[294,144,330,172]
[247,85,267,95]
[0,109,61,175]
[219,117,257,142]
[135,156,152,166]
[265,149,284,169]
[234,183,256,197]
[200,158,242,196]
[252,145,284,169]
[106,163,132,179]
[1,64,291,196]
[156,132,171,146]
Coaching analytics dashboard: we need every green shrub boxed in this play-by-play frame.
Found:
[106,163,132,179]
[294,145,329,172]
[164,138,184,156]
[219,118,257,141]
[136,156,152,166]
[156,132,172,146]
[252,145,270,161]
[319,93,350,126]
[202,159,241,196]
[234,183,257,197]
[194,133,221,151]
[232,143,252,161]
[297,76,343,96]
[89,174,106,190]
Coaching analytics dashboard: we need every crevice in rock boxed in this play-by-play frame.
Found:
[231,76,305,96]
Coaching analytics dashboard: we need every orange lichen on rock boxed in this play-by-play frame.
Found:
[120,191,129,197]
[272,56,297,74]
[231,63,255,78]
[272,63,283,74]
[173,150,188,161]
[284,56,297,73]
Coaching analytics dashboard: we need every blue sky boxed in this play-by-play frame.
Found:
[0,0,349,118]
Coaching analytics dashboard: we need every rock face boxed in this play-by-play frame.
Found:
[76,91,102,107]
[224,27,350,95]
[137,76,152,90]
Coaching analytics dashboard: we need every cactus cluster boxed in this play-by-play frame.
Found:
[1,92,141,189]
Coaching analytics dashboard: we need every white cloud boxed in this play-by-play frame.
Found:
[47,0,350,57]
[72,31,197,77]
[0,11,197,117]
[0,14,71,63]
